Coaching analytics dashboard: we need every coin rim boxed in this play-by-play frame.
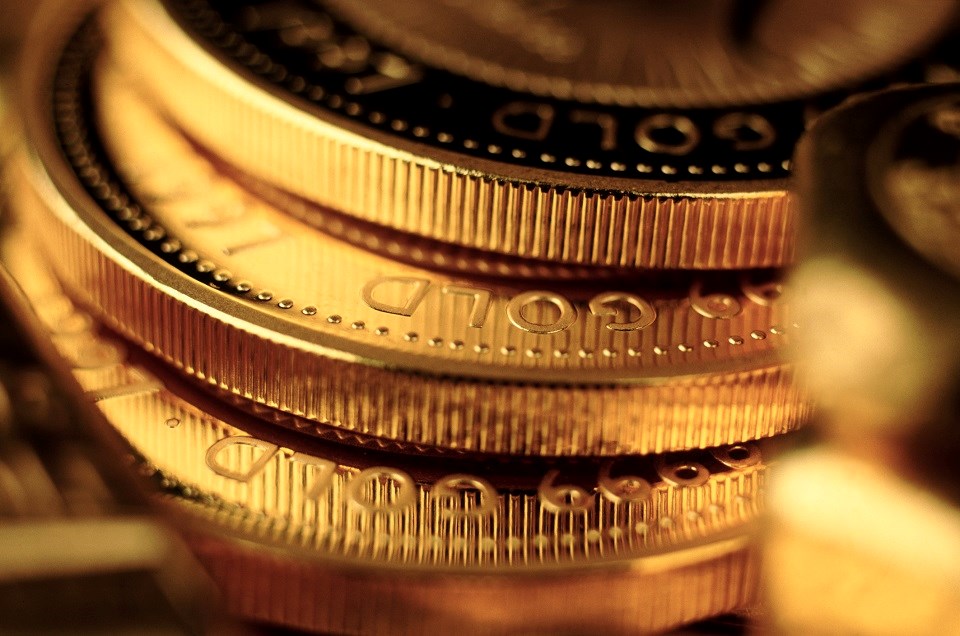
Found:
[103,0,797,270]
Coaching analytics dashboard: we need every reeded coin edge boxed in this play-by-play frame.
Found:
[13,19,808,456]
[103,0,797,270]
[0,202,765,634]
[181,516,760,634]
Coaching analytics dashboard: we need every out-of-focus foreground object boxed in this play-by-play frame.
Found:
[0,216,226,634]
[766,83,960,635]
[0,2,229,632]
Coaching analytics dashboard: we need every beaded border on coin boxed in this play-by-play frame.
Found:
[2,201,770,634]
[99,0,956,270]
[104,0,799,270]
[12,17,807,456]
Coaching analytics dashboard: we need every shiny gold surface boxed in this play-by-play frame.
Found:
[6,0,958,633]
[95,66,796,386]
[102,0,799,271]
[9,27,807,456]
[4,225,769,633]
[323,0,953,107]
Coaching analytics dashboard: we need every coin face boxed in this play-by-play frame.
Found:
[4,228,770,633]
[871,95,960,280]
[12,17,806,456]
[99,0,950,270]
[322,0,953,107]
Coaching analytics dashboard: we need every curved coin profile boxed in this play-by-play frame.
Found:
[11,18,807,456]
[94,65,797,385]
[766,85,960,635]
[792,84,960,439]
[3,231,768,634]
[99,0,956,270]
[101,0,790,270]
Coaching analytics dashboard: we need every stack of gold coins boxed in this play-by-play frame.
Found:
[2,0,957,633]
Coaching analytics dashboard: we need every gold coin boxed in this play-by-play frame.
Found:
[3,229,770,633]
[12,20,806,455]
[98,0,957,270]
[791,84,960,518]
[324,0,953,107]
[100,0,795,271]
